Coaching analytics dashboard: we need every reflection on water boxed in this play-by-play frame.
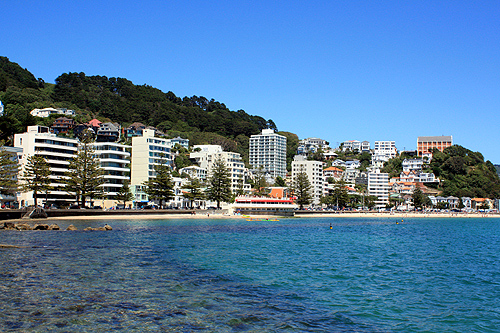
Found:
[1,217,499,332]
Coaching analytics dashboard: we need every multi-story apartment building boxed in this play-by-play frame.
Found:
[51,117,75,135]
[360,141,371,152]
[323,166,343,181]
[0,146,23,207]
[125,122,147,138]
[179,165,207,180]
[342,140,371,153]
[170,136,189,149]
[368,169,390,209]
[30,107,75,118]
[402,158,423,172]
[342,140,361,152]
[130,129,173,205]
[249,129,287,179]
[190,145,249,194]
[15,126,79,207]
[15,126,133,208]
[297,137,329,154]
[343,168,360,184]
[417,136,453,156]
[96,122,121,142]
[93,142,131,207]
[291,155,324,205]
[374,141,397,161]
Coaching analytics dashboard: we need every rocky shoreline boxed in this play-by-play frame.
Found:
[0,221,113,231]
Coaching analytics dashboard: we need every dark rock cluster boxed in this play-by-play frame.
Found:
[0,222,112,231]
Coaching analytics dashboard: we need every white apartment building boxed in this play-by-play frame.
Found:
[402,158,423,172]
[190,144,249,194]
[297,137,329,154]
[249,129,287,179]
[342,140,361,152]
[345,160,361,169]
[130,129,173,205]
[361,141,371,152]
[179,165,207,180]
[15,126,133,208]
[374,141,397,160]
[170,136,189,149]
[30,107,76,118]
[291,155,324,205]
[343,168,360,184]
[368,169,390,209]
[15,126,79,206]
[93,142,131,207]
[0,146,23,207]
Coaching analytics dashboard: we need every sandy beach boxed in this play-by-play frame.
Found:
[36,211,500,221]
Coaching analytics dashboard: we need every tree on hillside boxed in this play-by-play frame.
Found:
[365,195,378,210]
[143,163,175,208]
[206,156,232,209]
[63,129,104,207]
[292,171,312,210]
[0,145,19,198]
[21,155,51,207]
[307,148,325,162]
[253,166,269,196]
[412,187,431,210]
[115,180,134,208]
[277,131,299,172]
[331,180,349,208]
[274,176,286,187]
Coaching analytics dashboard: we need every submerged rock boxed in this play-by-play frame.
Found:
[0,244,24,248]
[2,222,15,230]
[15,223,32,230]
[33,224,49,230]
[83,225,112,231]
[66,225,77,231]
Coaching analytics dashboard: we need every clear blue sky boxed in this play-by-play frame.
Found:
[2,1,500,162]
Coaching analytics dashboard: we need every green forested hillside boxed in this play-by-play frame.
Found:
[51,72,277,136]
[428,146,500,198]
[0,56,288,167]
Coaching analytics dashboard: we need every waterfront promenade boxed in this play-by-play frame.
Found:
[1,208,498,222]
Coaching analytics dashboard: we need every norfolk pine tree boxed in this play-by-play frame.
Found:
[181,177,205,208]
[64,129,104,207]
[206,156,232,209]
[115,180,134,208]
[292,171,312,210]
[142,163,175,208]
[22,155,51,207]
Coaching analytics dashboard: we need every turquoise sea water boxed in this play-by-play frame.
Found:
[1,217,500,332]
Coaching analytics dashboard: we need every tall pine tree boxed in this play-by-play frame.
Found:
[21,155,51,207]
[115,180,134,208]
[292,171,312,210]
[181,177,205,209]
[142,163,175,208]
[64,129,104,207]
[206,156,232,209]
